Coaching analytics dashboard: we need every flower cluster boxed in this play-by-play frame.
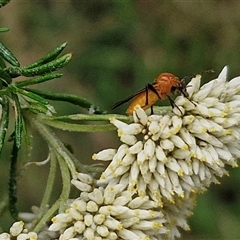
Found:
[0,221,38,240]
[91,66,240,238]
[49,173,169,240]
[48,66,240,239]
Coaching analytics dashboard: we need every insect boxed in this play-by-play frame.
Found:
[112,72,189,115]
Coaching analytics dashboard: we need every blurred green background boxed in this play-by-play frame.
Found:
[1,1,240,239]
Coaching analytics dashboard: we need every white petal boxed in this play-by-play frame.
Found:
[127,141,143,154]
[186,75,201,97]
[169,135,188,150]
[118,123,143,135]
[93,214,105,225]
[86,201,99,212]
[88,188,104,205]
[92,149,117,161]
[10,221,24,236]
[193,80,215,101]
[218,66,228,81]
[83,227,94,239]
[97,225,109,237]
[84,214,93,226]
[160,139,174,151]
[62,226,75,239]
[133,105,148,125]
[71,179,92,192]
[0,233,10,240]
[155,146,167,163]
[120,134,137,145]
[121,153,135,166]
[74,221,86,234]
[148,120,160,135]
[149,154,157,172]
[76,173,94,185]
[109,117,128,129]
[143,139,155,159]
[104,217,123,230]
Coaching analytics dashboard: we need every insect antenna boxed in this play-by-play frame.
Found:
[181,69,215,82]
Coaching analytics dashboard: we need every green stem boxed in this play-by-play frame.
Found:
[29,114,76,176]
[32,149,71,233]
[27,112,97,175]
[31,149,57,230]
[11,93,23,149]
[56,149,71,213]
[0,96,9,157]
[32,198,60,233]
[51,113,131,122]
[9,139,19,220]
[38,113,131,132]
[32,144,71,232]
[40,118,116,132]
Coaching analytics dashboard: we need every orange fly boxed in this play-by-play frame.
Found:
[112,73,188,115]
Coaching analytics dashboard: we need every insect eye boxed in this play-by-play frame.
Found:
[171,86,177,92]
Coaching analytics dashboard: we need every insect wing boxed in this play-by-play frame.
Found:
[112,86,148,109]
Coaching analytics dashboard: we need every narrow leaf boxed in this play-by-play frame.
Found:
[0,42,20,66]
[0,96,9,157]
[24,88,106,114]
[13,86,49,105]
[0,27,9,32]
[0,56,6,68]
[24,42,68,69]
[9,138,19,220]
[52,113,130,122]
[15,73,63,87]
[6,53,72,77]
[0,0,10,8]
[0,68,12,84]
[11,93,23,149]
[40,118,116,132]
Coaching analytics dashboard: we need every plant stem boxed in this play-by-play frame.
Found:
[31,150,57,230]
[56,149,71,213]
[26,111,98,176]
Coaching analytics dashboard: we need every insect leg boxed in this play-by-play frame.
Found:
[167,95,183,115]
[147,84,160,115]
[145,85,149,105]
[148,84,161,98]
[150,106,154,114]
[179,88,196,106]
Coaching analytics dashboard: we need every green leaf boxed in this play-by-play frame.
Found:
[28,102,55,115]
[0,0,10,8]
[0,68,12,85]
[12,86,49,105]
[9,138,19,220]
[0,96,9,157]
[15,73,63,88]
[39,118,116,132]
[24,88,107,114]
[24,42,68,69]
[0,42,20,66]
[52,113,130,122]
[11,93,23,149]
[0,56,6,68]
[0,27,9,32]
[6,53,72,78]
